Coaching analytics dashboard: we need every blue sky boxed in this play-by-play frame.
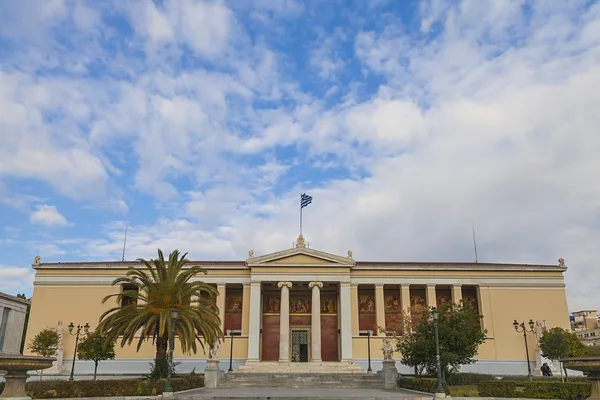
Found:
[1,0,599,311]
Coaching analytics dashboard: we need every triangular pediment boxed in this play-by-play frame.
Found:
[248,247,355,267]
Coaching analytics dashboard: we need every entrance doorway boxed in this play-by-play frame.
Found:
[291,329,309,362]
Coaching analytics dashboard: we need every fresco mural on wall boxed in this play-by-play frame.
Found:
[290,296,311,314]
[321,294,337,314]
[264,295,281,313]
[225,292,243,313]
[358,293,376,313]
[385,295,401,313]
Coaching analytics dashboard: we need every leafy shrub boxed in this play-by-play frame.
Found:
[397,377,449,394]
[0,376,204,399]
[446,372,494,385]
[147,355,181,380]
[506,375,589,382]
[448,385,479,396]
[477,380,591,399]
[582,346,600,356]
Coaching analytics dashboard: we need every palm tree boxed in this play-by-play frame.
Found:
[96,249,222,362]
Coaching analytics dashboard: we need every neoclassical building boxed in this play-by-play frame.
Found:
[24,235,571,376]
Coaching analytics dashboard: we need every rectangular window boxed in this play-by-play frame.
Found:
[224,285,243,335]
[0,308,11,351]
[358,285,376,333]
[121,284,138,307]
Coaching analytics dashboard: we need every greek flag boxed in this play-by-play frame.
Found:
[300,193,312,208]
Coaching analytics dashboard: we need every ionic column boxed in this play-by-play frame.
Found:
[375,284,385,335]
[247,281,261,361]
[350,283,359,336]
[426,284,437,308]
[278,281,293,362]
[309,281,323,362]
[451,284,462,305]
[339,282,353,361]
[217,284,226,335]
[241,283,251,336]
[400,284,411,333]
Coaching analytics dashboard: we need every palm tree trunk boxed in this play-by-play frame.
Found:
[156,333,168,360]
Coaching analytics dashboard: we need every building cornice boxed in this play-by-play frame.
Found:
[33,260,248,270]
[354,262,566,272]
[32,259,566,273]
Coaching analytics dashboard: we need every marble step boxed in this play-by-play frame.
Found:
[218,372,383,388]
[236,362,365,374]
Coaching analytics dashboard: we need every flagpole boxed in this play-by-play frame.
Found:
[300,194,303,235]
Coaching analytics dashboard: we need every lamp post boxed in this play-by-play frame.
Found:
[367,329,372,372]
[432,307,445,397]
[513,319,535,380]
[228,330,234,372]
[164,308,179,396]
[67,322,90,381]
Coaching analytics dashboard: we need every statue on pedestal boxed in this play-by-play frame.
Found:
[208,339,221,360]
[204,339,223,388]
[45,320,65,375]
[382,338,394,360]
[378,338,398,388]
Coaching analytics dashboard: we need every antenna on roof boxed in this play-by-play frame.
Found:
[121,224,128,262]
[472,225,479,263]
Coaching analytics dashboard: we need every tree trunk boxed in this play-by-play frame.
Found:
[559,361,564,382]
[39,369,43,381]
[156,333,168,360]
[563,363,569,382]
[94,361,98,380]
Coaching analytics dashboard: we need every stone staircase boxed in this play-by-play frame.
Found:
[219,372,383,388]
[219,361,383,388]
[236,361,365,374]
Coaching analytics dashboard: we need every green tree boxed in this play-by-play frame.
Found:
[28,328,59,380]
[77,331,116,380]
[539,327,586,381]
[396,301,487,377]
[96,249,222,378]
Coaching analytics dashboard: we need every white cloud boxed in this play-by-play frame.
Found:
[1,0,600,312]
[29,205,68,227]
[0,266,35,296]
[131,0,233,58]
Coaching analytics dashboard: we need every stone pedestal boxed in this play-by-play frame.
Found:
[0,370,31,400]
[204,359,224,389]
[377,359,398,389]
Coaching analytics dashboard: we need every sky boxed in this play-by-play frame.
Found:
[0,0,599,312]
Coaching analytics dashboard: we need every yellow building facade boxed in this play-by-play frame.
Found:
[24,235,571,377]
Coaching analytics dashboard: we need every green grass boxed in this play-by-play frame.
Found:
[448,385,479,397]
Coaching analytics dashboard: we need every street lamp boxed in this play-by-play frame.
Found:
[67,322,90,381]
[228,330,234,373]
[432,307,445,397]
[513,319,535,380]
[367,329,372,372]
[164,308,179,396]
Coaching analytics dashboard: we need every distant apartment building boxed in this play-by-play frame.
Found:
[571,310,599,332]
[571,310,600,346]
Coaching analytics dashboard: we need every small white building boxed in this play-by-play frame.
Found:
[0,292,29,354]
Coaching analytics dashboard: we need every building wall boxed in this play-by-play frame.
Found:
[0,292,29,354]
[25,251,570,376]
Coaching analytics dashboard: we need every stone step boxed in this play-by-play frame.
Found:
[218,372,383,389]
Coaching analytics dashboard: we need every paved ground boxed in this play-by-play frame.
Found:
[175,387,431,399]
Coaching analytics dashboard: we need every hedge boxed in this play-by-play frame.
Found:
[397,377,449,394]
[504,375,589,382]
[476,380,591,399]
[445,372,495,385]
[0,375,204,399]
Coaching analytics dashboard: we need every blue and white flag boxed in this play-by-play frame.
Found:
[300,193,312,208]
